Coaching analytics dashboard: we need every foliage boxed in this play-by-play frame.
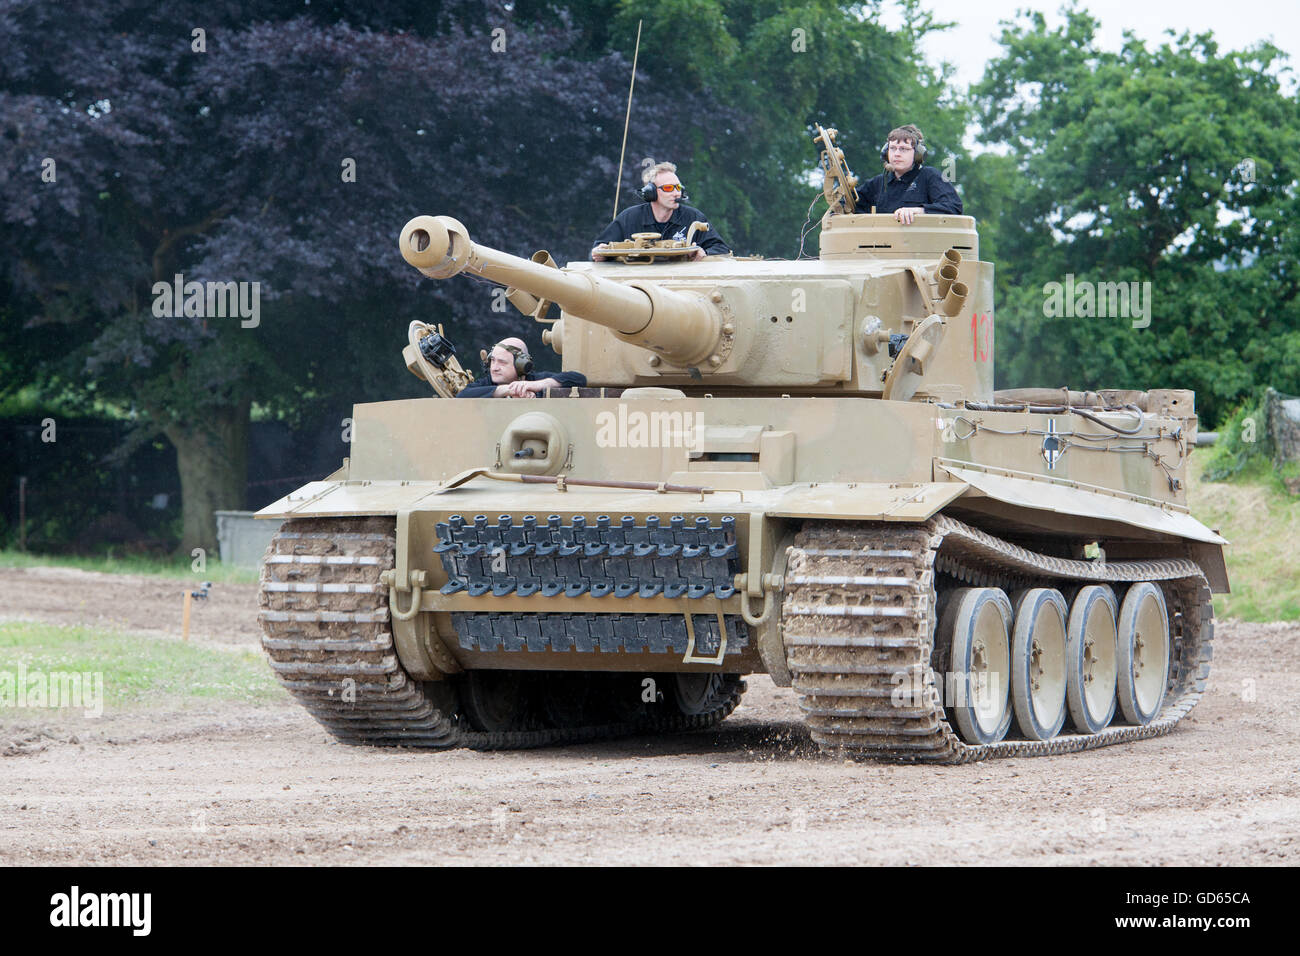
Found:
[0,0,697,550]
[0,410,180,552]
[515,0,970,257]
[1,0,969,553]
[1200,394,1273,482]
[971,6,1300,425]
[1187,455,1300,621]
[10,0,1299,559]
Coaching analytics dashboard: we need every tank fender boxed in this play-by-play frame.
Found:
[768,481,968,522]
[936,460,1228,592]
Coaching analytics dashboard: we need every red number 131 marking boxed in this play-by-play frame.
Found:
[971,312,991,362]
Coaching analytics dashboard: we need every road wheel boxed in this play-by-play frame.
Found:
[1010,588,1069,741]
[540,672,594,728]
[673,673,736,716]
[1066,585,1118,733]
[939,587,1013,745]
[459,670,529,732]
[1117,583,1171,725]
[596,673,658,723]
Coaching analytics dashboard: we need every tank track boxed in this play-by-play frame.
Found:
[452,611,746,657]
[259,517,744,750]
[435,512,740,601]
[782,515,1214,763]
[439,512,748,657]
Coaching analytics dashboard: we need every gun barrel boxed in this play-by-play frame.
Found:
[399,216,721,366]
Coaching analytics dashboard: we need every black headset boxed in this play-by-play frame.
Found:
[641,180,689,204]
[493,342,533,378]
[881,133,926,167]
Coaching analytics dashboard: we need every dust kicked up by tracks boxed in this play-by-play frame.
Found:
[0,565,1297,865]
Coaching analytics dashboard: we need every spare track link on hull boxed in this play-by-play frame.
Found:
[782,515,1213,763]
[259,517,744,750]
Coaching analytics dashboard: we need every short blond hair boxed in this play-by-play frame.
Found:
[642,161,678,185]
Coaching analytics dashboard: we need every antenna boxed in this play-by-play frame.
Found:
[612,19,643,220]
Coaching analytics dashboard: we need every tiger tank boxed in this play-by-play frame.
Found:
[256,126,1225,762]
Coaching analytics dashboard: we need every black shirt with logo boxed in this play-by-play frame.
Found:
[592,203,731,255]
[857,165,962,215]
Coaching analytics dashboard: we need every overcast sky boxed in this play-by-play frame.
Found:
[878,0,1300,92]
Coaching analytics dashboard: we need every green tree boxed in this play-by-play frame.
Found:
[518,0,970,257]
[972,5,1300,425]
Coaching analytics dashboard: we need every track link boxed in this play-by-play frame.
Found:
[782,515,1213,763]
[259,517,744,750]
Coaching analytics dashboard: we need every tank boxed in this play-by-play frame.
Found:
[256,127,1225,762]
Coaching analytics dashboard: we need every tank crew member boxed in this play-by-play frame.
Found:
[456,337,587,398]
[857,125,962,225]
[591,162,730,261]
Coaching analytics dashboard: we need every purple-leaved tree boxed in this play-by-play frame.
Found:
[0,0,692,553]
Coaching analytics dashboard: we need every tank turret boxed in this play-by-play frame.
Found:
[401,211,996,398]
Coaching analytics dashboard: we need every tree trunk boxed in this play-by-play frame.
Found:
[164,401,250,560]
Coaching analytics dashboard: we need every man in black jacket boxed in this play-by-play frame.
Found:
[591,162,730,261]
[857,124,962,225]
[456,337,587,398]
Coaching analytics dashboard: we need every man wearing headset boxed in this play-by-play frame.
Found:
[456,337,588,398]
[857,125,962,225]
[591,161,730,261]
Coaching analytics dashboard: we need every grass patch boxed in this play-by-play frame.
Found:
[1189,452,1300,622]
[0,549,258,584]
[0,620,282,713]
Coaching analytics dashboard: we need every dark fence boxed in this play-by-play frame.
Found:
[1,412,350,553]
